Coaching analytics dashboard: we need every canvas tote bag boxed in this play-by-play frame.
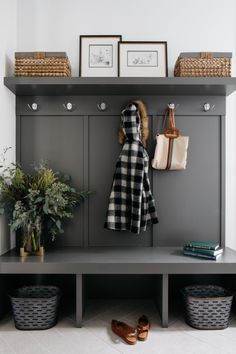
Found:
[152,107,189,170]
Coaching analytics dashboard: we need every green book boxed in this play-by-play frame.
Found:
[185,241,219,250]
[184,246,223,256]
[183,250,222,260]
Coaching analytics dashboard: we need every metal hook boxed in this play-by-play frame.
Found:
[27,103,38,111]
[168,103,180,110]
[63,102,76,112]
[97,102,107,112]
[203,103,215,112]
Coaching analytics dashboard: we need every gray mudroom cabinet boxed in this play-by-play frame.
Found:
[1,76,236,327]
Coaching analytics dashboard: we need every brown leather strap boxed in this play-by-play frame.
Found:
[162,109,168,130]
[200,52,213,59]
[162,107,179,138]
[162,108,175,130]
[170,108,176,127]
[34,52,46,59]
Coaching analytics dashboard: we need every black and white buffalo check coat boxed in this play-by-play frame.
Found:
[104,103,158,234]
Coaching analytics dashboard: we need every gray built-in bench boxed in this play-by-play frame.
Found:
[2,77,236,328]
[1,246,236,327]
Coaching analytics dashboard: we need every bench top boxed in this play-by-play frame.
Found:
[1,247,236,274]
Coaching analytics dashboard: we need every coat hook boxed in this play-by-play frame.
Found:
[27,103,38,111]
[168,103,180,110]
[203,102,215,112]
[63,102,76,112]
[97,102,107,112]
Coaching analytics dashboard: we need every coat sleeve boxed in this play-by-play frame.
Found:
[129,143,145,234]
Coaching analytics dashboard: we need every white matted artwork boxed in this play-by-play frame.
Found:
[119,42,168,77]
[80,35,122,77]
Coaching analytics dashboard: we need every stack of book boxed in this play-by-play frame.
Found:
[183,241,223,260]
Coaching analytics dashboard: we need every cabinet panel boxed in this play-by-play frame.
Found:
[17,102,224,248]
[153,115,221,246]
[20,115,85,246]
[88,115,153,246]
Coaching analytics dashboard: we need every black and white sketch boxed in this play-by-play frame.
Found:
[89,45,113,68]
[79,35,122,77]
[127,51,158,67]
[119,41,168,77]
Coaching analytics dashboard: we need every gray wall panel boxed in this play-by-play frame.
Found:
[88,115,152,246]
[153,115,221,246]
[17,95,225,248]
[20,115,85,246]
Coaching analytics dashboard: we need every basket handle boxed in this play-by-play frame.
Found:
[34,52,46,59]
[200,52,213,59]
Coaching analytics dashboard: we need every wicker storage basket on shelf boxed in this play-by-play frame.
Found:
[182,285,234,330]
[10,286,61,330]
[15,52,71,77]
[174,52,232,77]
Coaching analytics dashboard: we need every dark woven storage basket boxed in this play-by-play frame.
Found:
[182,285,234,330]
[10,286,60,330]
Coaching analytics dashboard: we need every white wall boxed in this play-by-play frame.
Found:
[17,0,236,76]
[0,0,17,254]
[3,0,236,248]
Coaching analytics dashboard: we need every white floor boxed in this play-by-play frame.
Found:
[0,299,236,354]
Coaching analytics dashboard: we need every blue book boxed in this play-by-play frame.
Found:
[185,241,219,251]
[184,246,223,256]
[183,250,222,260]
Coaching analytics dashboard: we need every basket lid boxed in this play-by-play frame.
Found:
[178,52,232,59]
[15,52,68,59]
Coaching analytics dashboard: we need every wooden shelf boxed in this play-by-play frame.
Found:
[4,77,236,96]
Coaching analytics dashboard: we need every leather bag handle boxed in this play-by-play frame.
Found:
[163,107,179,138]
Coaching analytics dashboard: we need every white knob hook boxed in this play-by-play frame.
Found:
[168,103,180,110]
[168,103,175,110]
[203,103,211,112]
[97,102,107,112]
[27,102,38,111]
[63,102,76,112]
[203,103,215,112]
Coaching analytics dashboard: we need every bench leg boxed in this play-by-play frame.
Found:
[155,274,169,328]
[161,274,169,328]
[76,274,83,328]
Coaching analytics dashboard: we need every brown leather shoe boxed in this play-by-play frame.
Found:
[111,319,137,345]
[137,315,150,341]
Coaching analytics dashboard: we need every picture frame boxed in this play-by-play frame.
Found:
[118,41,168,77]
[79,35,122,77]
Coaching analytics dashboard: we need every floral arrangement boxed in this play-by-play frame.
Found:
[0,148,90,252]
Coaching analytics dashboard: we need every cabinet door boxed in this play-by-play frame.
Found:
[152,115,221,246]
[88,115,153,246]
[20,115,85,247]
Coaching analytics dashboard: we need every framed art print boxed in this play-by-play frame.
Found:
[118,41,168,77]
[79,35,122,77]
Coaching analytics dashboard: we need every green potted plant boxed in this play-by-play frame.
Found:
[0,148,90,256]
